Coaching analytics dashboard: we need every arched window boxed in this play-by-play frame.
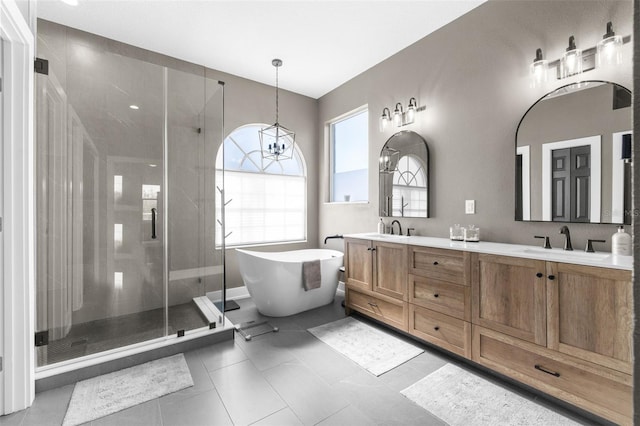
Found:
[392,155,427,217]
[216,124,306,246]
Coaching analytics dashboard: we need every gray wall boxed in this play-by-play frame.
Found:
[318,0,633,253]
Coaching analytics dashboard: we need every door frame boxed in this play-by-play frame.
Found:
[1,0,35,414]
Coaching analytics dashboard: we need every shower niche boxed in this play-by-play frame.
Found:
[35,20,227,368]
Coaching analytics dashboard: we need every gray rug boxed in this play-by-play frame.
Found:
[62,353,193,426]
[308,317,423,376]
[401,363,580,425]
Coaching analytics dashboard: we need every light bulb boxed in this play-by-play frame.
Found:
[529,48,548,88]
[597,22,623,67]
[561,36,582,78]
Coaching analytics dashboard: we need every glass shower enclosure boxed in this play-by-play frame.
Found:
[35,22,226,367]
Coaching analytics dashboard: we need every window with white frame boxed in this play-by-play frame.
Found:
[330,107,368,202]
[216,124,306,247]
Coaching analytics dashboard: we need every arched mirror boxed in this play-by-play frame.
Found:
[515,81,632,224]
[379,130,429,217]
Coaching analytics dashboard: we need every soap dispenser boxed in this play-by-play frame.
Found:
[611,226,631,255]
[378,218,385,234]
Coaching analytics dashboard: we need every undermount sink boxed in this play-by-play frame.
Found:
[520,247,610,262]
[362,233,410,239]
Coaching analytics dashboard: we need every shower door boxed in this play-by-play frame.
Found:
[35,44,168,366]
[165,69,225,332]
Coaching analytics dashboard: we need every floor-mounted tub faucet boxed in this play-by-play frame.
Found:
[559,225,573,251]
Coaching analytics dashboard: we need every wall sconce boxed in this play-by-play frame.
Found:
[561,36,582,78]
[597,21,623,67]
[379,107,391,132]
[530,48,548,88]
[379,146,400,173]
[405,98,417,124]
[393,103,404,127]
[380,98,422,131]
[529,21,629,87]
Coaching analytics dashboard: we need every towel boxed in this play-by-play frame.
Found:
[302,260,322,291]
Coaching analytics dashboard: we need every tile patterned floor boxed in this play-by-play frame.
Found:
[1,295,602,426]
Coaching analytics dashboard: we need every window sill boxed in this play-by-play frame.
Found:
[325,201,370,205]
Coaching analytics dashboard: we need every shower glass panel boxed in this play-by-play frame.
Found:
[166,69,225,330]
[35,22,225,368]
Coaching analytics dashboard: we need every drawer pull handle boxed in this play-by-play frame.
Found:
[433,261,439,265]
[548,275,556,280]
[434,326,440,331]
[368,302,378,308]
[433,294,439,298]
[536,272,543,278]
[534,364,560,377]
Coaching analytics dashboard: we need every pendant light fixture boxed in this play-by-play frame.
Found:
[260,58,296,161]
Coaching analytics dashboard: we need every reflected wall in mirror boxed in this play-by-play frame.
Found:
[379,130,429,218]
[515,81,632,224]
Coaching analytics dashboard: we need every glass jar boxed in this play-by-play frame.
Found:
[464,225,480,242]
[449,224,464,241]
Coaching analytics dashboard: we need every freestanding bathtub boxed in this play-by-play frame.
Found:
[235,248,344,317]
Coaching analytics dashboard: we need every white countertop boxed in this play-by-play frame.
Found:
[344,233,633,271]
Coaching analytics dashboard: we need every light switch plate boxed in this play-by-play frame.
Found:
[465,199,475,214]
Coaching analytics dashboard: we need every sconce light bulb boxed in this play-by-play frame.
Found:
[405,98,416,124]
[561,36,582,78]
[529,48,548,88]
[393,103,404,127]
[597,22,623,67]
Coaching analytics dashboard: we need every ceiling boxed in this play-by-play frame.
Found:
[37,0,486,99]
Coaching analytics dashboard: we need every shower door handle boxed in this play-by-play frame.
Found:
[151,208,157,239]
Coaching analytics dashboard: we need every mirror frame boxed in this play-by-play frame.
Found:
[379,130,430,218]
[514,80,632,224]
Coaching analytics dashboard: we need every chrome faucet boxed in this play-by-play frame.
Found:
[559,225,573,251]
[391,220,402,236]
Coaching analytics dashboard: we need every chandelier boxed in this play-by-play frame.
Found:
[259,59,296,161]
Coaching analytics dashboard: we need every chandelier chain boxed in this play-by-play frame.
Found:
[275,63,279,123]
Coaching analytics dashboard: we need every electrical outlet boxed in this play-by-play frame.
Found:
[465,199,475,214]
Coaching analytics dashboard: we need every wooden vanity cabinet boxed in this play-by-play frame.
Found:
[471,253,547,346]
[471,257,633,424]
[344,238,373,291]
[546,262,633,375]
[408,246,472,357]
[344,237,408,330]
[344,238,633,424]
[473,325,632,425]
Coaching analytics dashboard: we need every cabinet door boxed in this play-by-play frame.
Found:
[344,238,373,291]
[373,241,407,300]
[472,254,547,346]
[547,263,632,374]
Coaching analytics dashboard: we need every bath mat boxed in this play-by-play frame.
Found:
[401,363,580,426]
[62,353,193,426]
[307,317,423,376]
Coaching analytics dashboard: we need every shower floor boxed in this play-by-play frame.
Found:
[40,302,209,366]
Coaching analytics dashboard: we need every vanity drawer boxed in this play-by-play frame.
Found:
[347,286,408,331]
[409,246,470,286]
[409,305,470,358]
[472,326,632,425]
[409,274,470,321]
